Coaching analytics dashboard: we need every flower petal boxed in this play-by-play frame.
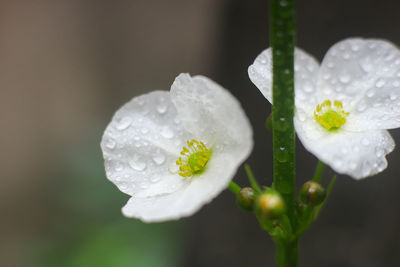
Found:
[317,38,400,130]
[294,115,395,179]
[122,146,250,222]
[248,48,320,111]
[101,91,192,198]
[170,73,253,149]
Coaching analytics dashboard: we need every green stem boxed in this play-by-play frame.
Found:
[228,181,241,195]
[270,0,296,224]
[270,1,297,266]
[275,239,299,267]
[312,161,326,182]
[245,164,261,192]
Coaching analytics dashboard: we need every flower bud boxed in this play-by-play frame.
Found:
[255,190,285,220]
[266,113,273,131]
[236,187,255,211]
[299,181,326,206]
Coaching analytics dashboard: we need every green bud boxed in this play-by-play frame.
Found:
[236,187,255,211]
[255,190,285,220]
[299,181,326,206]
[266,113,273,131]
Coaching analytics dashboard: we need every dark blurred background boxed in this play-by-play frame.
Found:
[1,0,400,266]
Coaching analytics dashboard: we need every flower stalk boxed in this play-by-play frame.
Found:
[270,0,297,266]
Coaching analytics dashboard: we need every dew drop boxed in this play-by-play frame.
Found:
[114,162,124,172]
[140,127,149,134]
[349,161,358,170]
[152,152,166,165]
[156,102,168,114]
[129,159,147,171]
[275,117,288,132]
[276,147,289,163]
[169,163,179,174]
[375,78,385,88]
[361,138,370,146]
[366,89,375,98]
[375,147,384,157]
[357,100,367,112]
[161,127,174,139]
[339,74,351,84]
[105,139,116,149]
[150,176,161,183]
[359,59,373,73]
[116,117,132,130]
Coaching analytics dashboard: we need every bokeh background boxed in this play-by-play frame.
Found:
[1,0,400,266]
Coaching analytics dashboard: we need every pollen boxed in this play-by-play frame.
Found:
[176,139,212,178]
[314,100,349,131]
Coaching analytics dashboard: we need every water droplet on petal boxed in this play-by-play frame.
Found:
[152,152,166,165]
[375,78,385,88]
[105,139,116,149]
[116,117,132,130]
[361,138,370,146]
[357,100,367,112]
[161,127,174,139]
[140,128,149,134]
[375,147,384,157]
[169,163,179,174]
[339,74,351,84]
[129,159,147,171]
[114,162,124,172]
[156,102,168,114]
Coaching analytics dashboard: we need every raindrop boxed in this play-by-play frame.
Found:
[114,162,124,172]
[361,138,370,146]
[339,74,351,84]
[276,147,289,163]
[105,139,116,149]
[375,147,384,157]
[161,127,174,139]
[366,89,375,98]
[393,81,400,87]
[390,93,397,100]
[357,100,367,112]
[156,102,168,114]
[275,117,289,132]
[152,152,166,165]
[150,176,161,183]
[375,78,385,88]
[129,159,147,171]
[169,163,179,174]
[116,117,132,130]
[140,127,149,134]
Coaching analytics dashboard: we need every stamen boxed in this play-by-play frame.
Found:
[314,100,349,131]
[176,139,212,178]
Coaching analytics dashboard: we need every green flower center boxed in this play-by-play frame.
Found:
[176,140,212,178]
[314,100,349,131]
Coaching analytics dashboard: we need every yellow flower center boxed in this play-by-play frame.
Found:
[314,100,349,131]
[176,139,212,178]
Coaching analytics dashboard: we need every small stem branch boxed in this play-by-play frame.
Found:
[245,164,261,192]
[312,161,326,182]
[228,181,241,195]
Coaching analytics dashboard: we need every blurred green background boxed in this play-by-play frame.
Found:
[1,0,400,266]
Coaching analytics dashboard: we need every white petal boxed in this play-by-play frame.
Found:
[122,145,250,222]
[248,48,320,111]
[317,38,400,130]
[170,73,253,149]
[101,91,191,198]
[295,115,395,179]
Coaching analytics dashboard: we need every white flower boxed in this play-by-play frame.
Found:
[101,73,253,222]
[249,38,400,179]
